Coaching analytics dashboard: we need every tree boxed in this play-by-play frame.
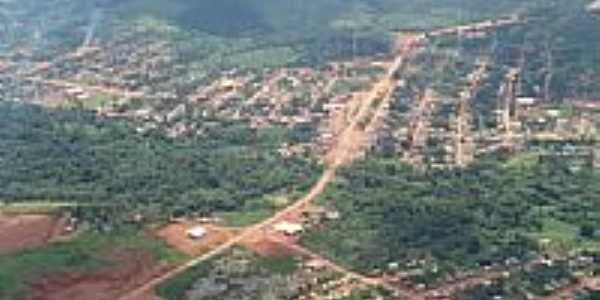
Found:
[580,223,596,239]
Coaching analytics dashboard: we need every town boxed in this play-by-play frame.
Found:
[1,1,600,300]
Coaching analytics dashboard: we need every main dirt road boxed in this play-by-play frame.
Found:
[119,36,417,300]
[119,16,524,300]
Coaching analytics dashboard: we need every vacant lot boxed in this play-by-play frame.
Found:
[27,250,172,300]
[155,222,236,257]
[0,231,185,300]
[0,214,65,255]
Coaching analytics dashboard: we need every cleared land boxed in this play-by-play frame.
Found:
[0,214,66,255]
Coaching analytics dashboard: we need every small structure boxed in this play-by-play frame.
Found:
[304,259,328,271]
[273,221,304,236]
[220,79,241,91]
[516,97,537,106]
[588,0,600,13]
[186,226,207,240]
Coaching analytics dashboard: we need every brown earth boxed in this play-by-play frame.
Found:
[0,214,66,255]
[155,222,236,257]
[241,236,295,257]
[27,250,173,300]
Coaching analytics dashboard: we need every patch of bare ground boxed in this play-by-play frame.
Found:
[0,214,67,255]
[155,222,236,257]
[241,235,295,257]
[27,250,173,300]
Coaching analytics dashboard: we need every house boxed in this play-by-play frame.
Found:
[304,259,328,271]
[588,0,600,12]
[273,221,304,236]
[186,226,207,240]
[516,97,537,106]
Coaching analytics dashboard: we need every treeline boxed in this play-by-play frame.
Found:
[109,0,544,69]
[0,103,320,222]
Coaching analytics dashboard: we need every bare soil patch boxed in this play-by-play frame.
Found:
[0,214,66,255]
[27,251,172,300]
[155,222,236,257]
[241,234,295,257]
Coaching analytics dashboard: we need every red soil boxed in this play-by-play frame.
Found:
[27,251,173,300]
[155,222,236,257]
[241,235,295,257]
[0,214,66,255]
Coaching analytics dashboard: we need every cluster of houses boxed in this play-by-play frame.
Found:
[2,26,392,162]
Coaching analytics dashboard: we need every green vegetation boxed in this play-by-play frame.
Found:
[215,210,273,227]
[111,0,550,68]
[577,289,600,300]
[303,156,600,278]
[156,247,303,300]
[0,103,320,224]
[454,0,600,104]
[457,260,577,299]
[0,231,185,299]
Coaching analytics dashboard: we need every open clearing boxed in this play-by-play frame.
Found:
[0,214,66,255]
[155,223,236,257]
[27,250,172,300]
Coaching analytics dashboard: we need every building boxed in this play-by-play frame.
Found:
[516,97,536,107]
[186,226,207,240]
[588,0,600,13]
[273,221,304,236]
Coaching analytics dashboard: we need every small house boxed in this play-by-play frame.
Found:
[273,221,304,236]
[186,226,207,240]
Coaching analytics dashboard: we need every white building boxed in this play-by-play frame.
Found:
[273,221,304,235]
[186,226,207,240]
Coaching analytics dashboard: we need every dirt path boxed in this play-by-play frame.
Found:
[536,276,600,300]
[118,168,337,300]
[325,37,418,167]
[267,236,422,299]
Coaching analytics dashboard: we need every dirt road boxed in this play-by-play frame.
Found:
[268,236,422,299]
[118,16,524,300]
[118,168,337,300]
[119,35,416,300]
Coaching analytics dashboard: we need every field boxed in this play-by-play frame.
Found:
[0,230,185,300]
[0,214,66,255]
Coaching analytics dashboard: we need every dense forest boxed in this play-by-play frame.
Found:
[109,0,546,66]
[303,155,600,281]
[0,103,320,223]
